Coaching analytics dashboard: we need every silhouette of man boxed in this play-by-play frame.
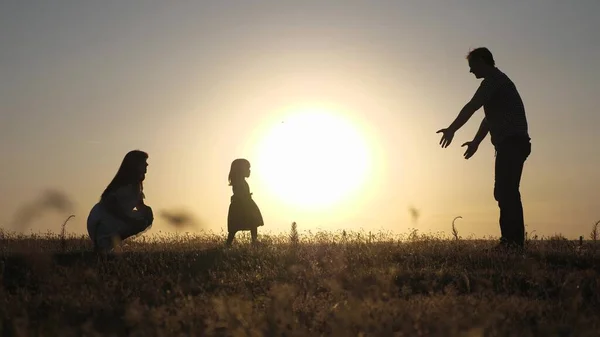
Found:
[437,47,531,250]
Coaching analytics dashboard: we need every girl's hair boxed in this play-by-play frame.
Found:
[101,150,148,201]
[228,158,250,186]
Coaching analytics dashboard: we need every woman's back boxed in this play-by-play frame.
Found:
[104,184,143,212]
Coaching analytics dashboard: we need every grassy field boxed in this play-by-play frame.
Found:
[1,229,599,337]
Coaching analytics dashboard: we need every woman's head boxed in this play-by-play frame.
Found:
[228,158,251,186]
[101,150,149,201]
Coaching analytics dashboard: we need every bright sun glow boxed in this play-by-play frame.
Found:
[253,107,372,210]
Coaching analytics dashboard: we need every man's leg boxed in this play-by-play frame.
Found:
[494,153,509,245]
[226,231,236,246]
[494,141,530,247]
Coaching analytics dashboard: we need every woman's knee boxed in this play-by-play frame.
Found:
[119,221,150,241]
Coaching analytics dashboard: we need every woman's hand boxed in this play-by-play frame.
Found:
[138,204,154,225]
[145,205,154,225]
[104,197,139,225]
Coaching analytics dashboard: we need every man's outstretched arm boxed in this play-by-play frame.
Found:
[472,117,489,144]
[461,118,489,159]
[437,101,481,148]
[438,77,496,148]
[449,74,502,133]
[446,101,480,133]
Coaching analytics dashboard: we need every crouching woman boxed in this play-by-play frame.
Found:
[87,150,154,252]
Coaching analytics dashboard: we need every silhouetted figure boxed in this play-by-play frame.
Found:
[437,47,531,250]
[226,158,264,246]
[86,150,154,252]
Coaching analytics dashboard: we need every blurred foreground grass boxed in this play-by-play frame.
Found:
[0,229,599,336]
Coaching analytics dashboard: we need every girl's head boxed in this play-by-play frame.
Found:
[101,150,149,201]
[228,158,251,186]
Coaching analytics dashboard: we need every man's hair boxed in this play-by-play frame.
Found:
[466,47,495,66]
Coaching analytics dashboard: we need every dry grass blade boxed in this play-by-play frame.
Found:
[590,220,599,243]
[452,216,462,241]
[60,215,75,252]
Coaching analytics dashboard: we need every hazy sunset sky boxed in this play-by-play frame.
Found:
[1,1,598,239]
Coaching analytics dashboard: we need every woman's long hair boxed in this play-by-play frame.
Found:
[228,158,250,186]
[101,150,148,202]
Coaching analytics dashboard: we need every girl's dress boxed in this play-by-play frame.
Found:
[87,184,152,250]
[227,180,264,232]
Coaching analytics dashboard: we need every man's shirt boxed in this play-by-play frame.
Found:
[471,68,530,146]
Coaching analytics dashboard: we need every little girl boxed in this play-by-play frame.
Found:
[226,158,264,246]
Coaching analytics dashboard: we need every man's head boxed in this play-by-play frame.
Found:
[466,47,496,79]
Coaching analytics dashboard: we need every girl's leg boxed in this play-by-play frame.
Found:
[226,231,236,246]
[250,227,258,243]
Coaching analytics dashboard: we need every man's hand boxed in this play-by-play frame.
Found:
[436,128,456,148]
[461,141,480,159]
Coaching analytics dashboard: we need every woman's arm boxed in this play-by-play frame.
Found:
[103,185,146,225]
[136,203,154,225]
[102,195,139,224]
[136,192,154,225]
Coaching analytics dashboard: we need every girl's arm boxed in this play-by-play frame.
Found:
[239,181,251,196]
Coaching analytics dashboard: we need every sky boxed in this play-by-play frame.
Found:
[1,0,599,239]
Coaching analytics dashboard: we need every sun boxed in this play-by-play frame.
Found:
[253,107,372,211]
